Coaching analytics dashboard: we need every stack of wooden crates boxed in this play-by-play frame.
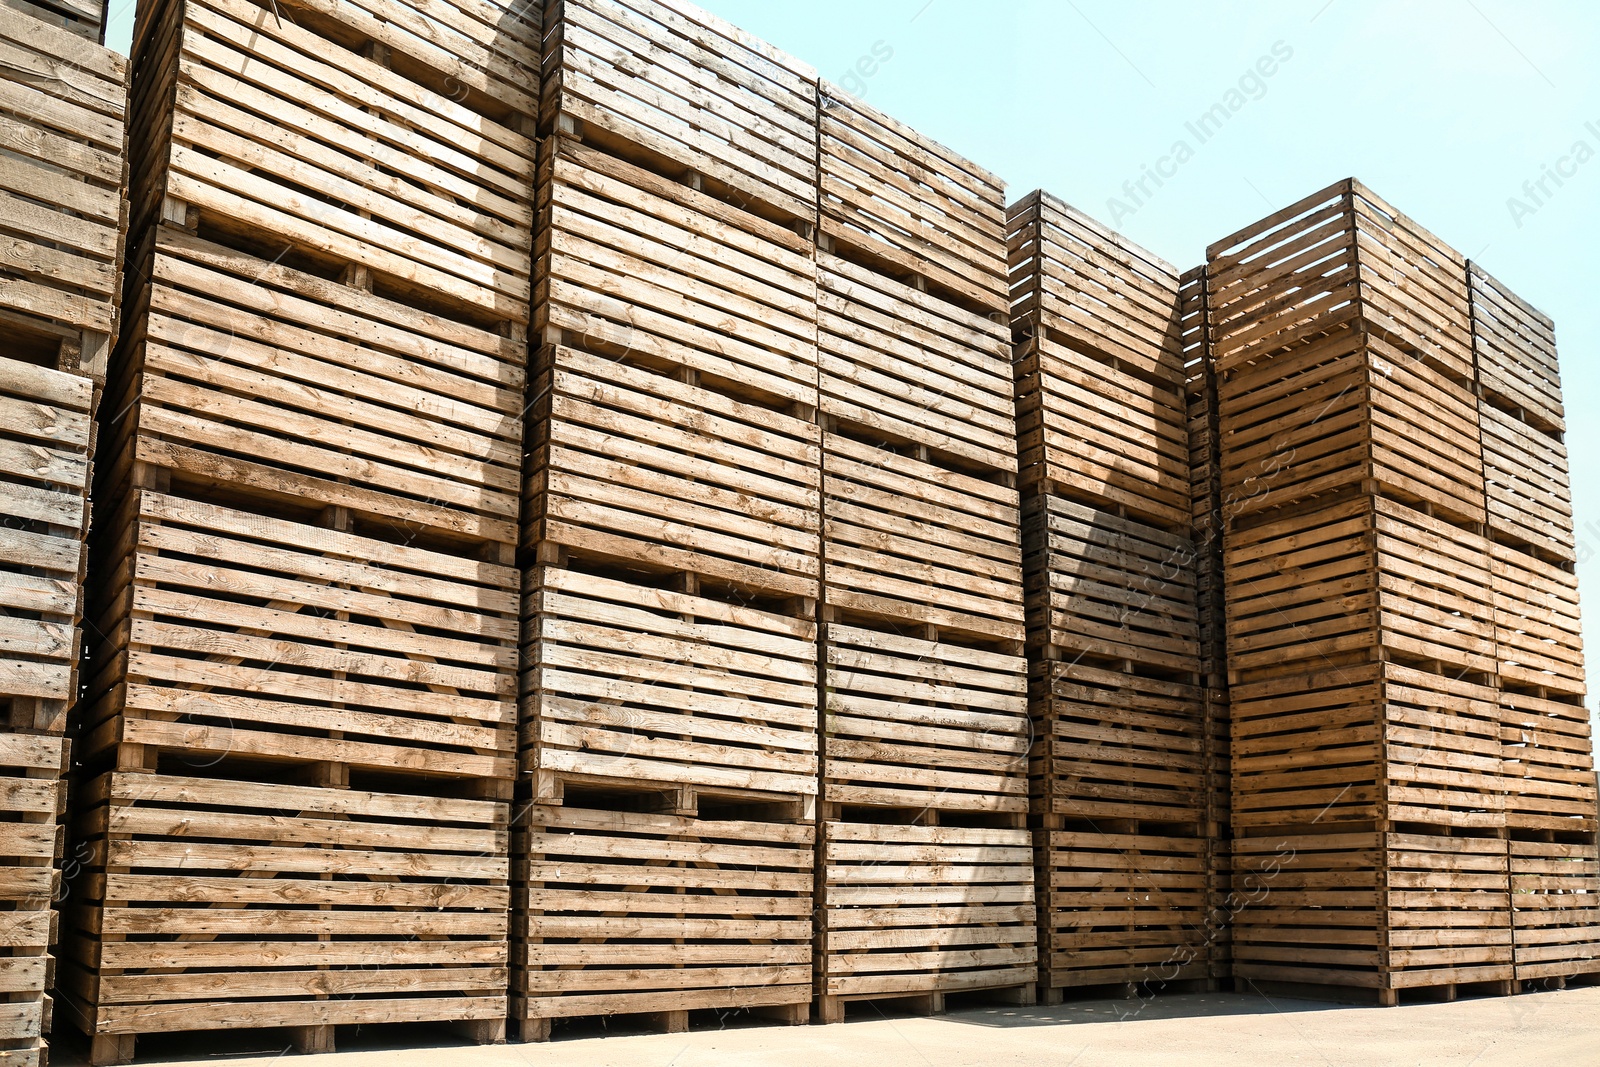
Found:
[58,1,540,1061]
[515,0,822,1038]
[812,88,1034,1021]
[1008,192,1222,998]
[1207,178,1598,1003]
[0,4,124,1064]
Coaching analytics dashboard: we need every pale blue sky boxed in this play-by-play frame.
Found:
[105,1,1600,740]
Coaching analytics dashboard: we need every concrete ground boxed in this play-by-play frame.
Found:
[51,986,1600,1066]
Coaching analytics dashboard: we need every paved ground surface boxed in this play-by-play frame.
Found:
[52,986,1600,1066]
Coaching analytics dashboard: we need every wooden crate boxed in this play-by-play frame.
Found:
[2,357,94,736]
[823,623,1028,814]
[1206,178,1471,382]
[77,490,518,777]
[823,431,1024,644]
[818,253,1013,473]
[1509,838,1600,982]
[2,0,104,41]
[1232,831,1512,1000]
[817,818,1035,1015]
[59,771,509,1057]
[127,0,538,317]
[0,351,95,1065]
[1499,689,1597,834]
[1491,544,1584,697]
[1480,400,1572,561]
[541,0,818,225]
[1022,494,1200,673]
[1231,661,1503,834]
[524,344,820,600]
[536,136,818,408]
[1470,262,1562,433]
[1030,661,1207,827]
[1224,494,1495,684]
[1009,193,1189,528]
[513,795,813,1037]
[819,88,1006,315]
[521,564,818,799]
[1215,327,1484,526]
[0,734,68,1067]
[1037,831,1210,991]
[0,6,126,379]
[101,223,527,550]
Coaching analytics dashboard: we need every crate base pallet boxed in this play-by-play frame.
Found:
[511,780,814,1041]
[817,811,1036,1021]
[1035,826,1213,993]
[59,767,510,1066]
[1231,831,1515,1004]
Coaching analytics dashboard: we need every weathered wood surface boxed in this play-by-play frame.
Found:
[535,136,819,407]
[821,88,1006,314]
[1230,661,1504,832]
[1499,689,1597,834]
[1,356,94,731]
[1470,262,1562,432]
[542,0,818,224]
[513,800,813,1027]
[1509,839,1600,980]
[78,490,519,777]
[1010,193,1189,527]
[1490,543,1584,697]
[818,820,1035,1001]
[823,623,1028,813]
[0,733,69,1067]
[1215,328,1484,526]
[818,253,1013,473]
[1030,661,1207,826]
[2,0,105,42]
[1479,399,1572,561]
